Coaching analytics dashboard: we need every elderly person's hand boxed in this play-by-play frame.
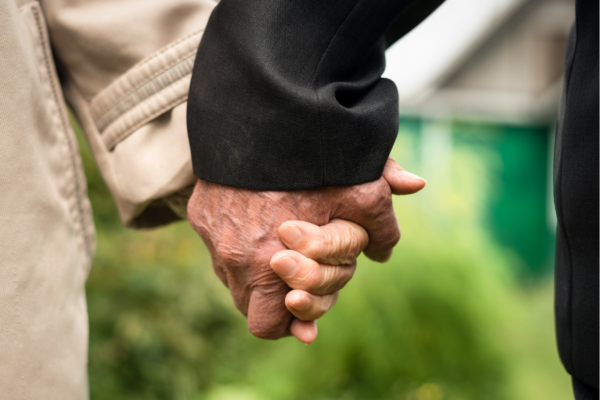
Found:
[187,157,425,343]
[270,218,369,343]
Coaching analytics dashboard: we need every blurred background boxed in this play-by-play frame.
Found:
[77,0,576,399]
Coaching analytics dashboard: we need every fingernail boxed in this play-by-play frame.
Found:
[272,256,298,278]
[279,224,303,245]
[289,293,310,311]
[400,170,426,183]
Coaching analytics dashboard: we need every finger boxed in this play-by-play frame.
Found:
[289,319,318,344]
[278,219,368,265]
[271,250,356,295]
[286,290,339,321]
[334,177,400,263]
[246,284,292,340]
[382,157,426,195]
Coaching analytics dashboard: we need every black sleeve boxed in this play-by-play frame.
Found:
[187,0,442,190]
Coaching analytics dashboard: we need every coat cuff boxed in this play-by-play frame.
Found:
[62,32,203,227]
[187,0,437,190]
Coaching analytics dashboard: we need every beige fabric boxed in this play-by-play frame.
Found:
[0,1,94,398]
[43,0,217,227]
[1,0,216,397]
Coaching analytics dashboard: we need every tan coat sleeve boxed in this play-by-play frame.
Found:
[40,0,217,228]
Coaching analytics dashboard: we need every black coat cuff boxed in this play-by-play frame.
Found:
[187,0,437,190]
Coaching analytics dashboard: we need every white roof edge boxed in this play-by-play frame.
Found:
[384,0,527,103]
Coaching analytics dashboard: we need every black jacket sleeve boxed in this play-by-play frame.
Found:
[187,0,442,190]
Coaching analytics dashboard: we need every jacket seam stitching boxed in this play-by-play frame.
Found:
[105,76,191,149]
[32,4,92,260]
[107,93,187,150]
[92,48,197,122]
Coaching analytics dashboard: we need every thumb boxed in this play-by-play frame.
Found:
[246,284,292,340]
[247,278,319,344]
[382,157,426,195]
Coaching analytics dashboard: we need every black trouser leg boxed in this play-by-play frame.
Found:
[573,377,599,400]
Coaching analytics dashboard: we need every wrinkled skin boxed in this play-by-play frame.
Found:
[271,218,370,341]
[187,158,425,342]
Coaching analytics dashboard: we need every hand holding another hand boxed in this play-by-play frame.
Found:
[187,158,425,343]
[271,218,369,343]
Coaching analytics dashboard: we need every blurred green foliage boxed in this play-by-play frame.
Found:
[72,115,571,400]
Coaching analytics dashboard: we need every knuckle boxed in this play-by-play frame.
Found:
[312,298,331,319]
[365,197,391,219]
[311,307,327,320]
[318,299,331,317]
[339,228,364,263]
[302,266,324,291]
[215,241,244,266]
[300,263,353,294]
[252,252,273,271]
[331,266,352,291]
[303,236,326,258]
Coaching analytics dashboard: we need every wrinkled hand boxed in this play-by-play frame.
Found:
[187,157,425,343]
[270,218,369,343]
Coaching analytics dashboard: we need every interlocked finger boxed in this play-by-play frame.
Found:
[270,249,356,295]
[278,219,368,265]
[289,319,318,344]
[285,290,339,321]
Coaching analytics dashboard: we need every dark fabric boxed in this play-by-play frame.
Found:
[573,376,600,400]
[187,0,442,190]
[384,0,443,48]
[554,0,599,389]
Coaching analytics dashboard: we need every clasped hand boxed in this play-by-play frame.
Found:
[187,158,425,343]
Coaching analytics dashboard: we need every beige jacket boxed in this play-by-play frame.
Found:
[38,0,217,227]
[1,3,219,397]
